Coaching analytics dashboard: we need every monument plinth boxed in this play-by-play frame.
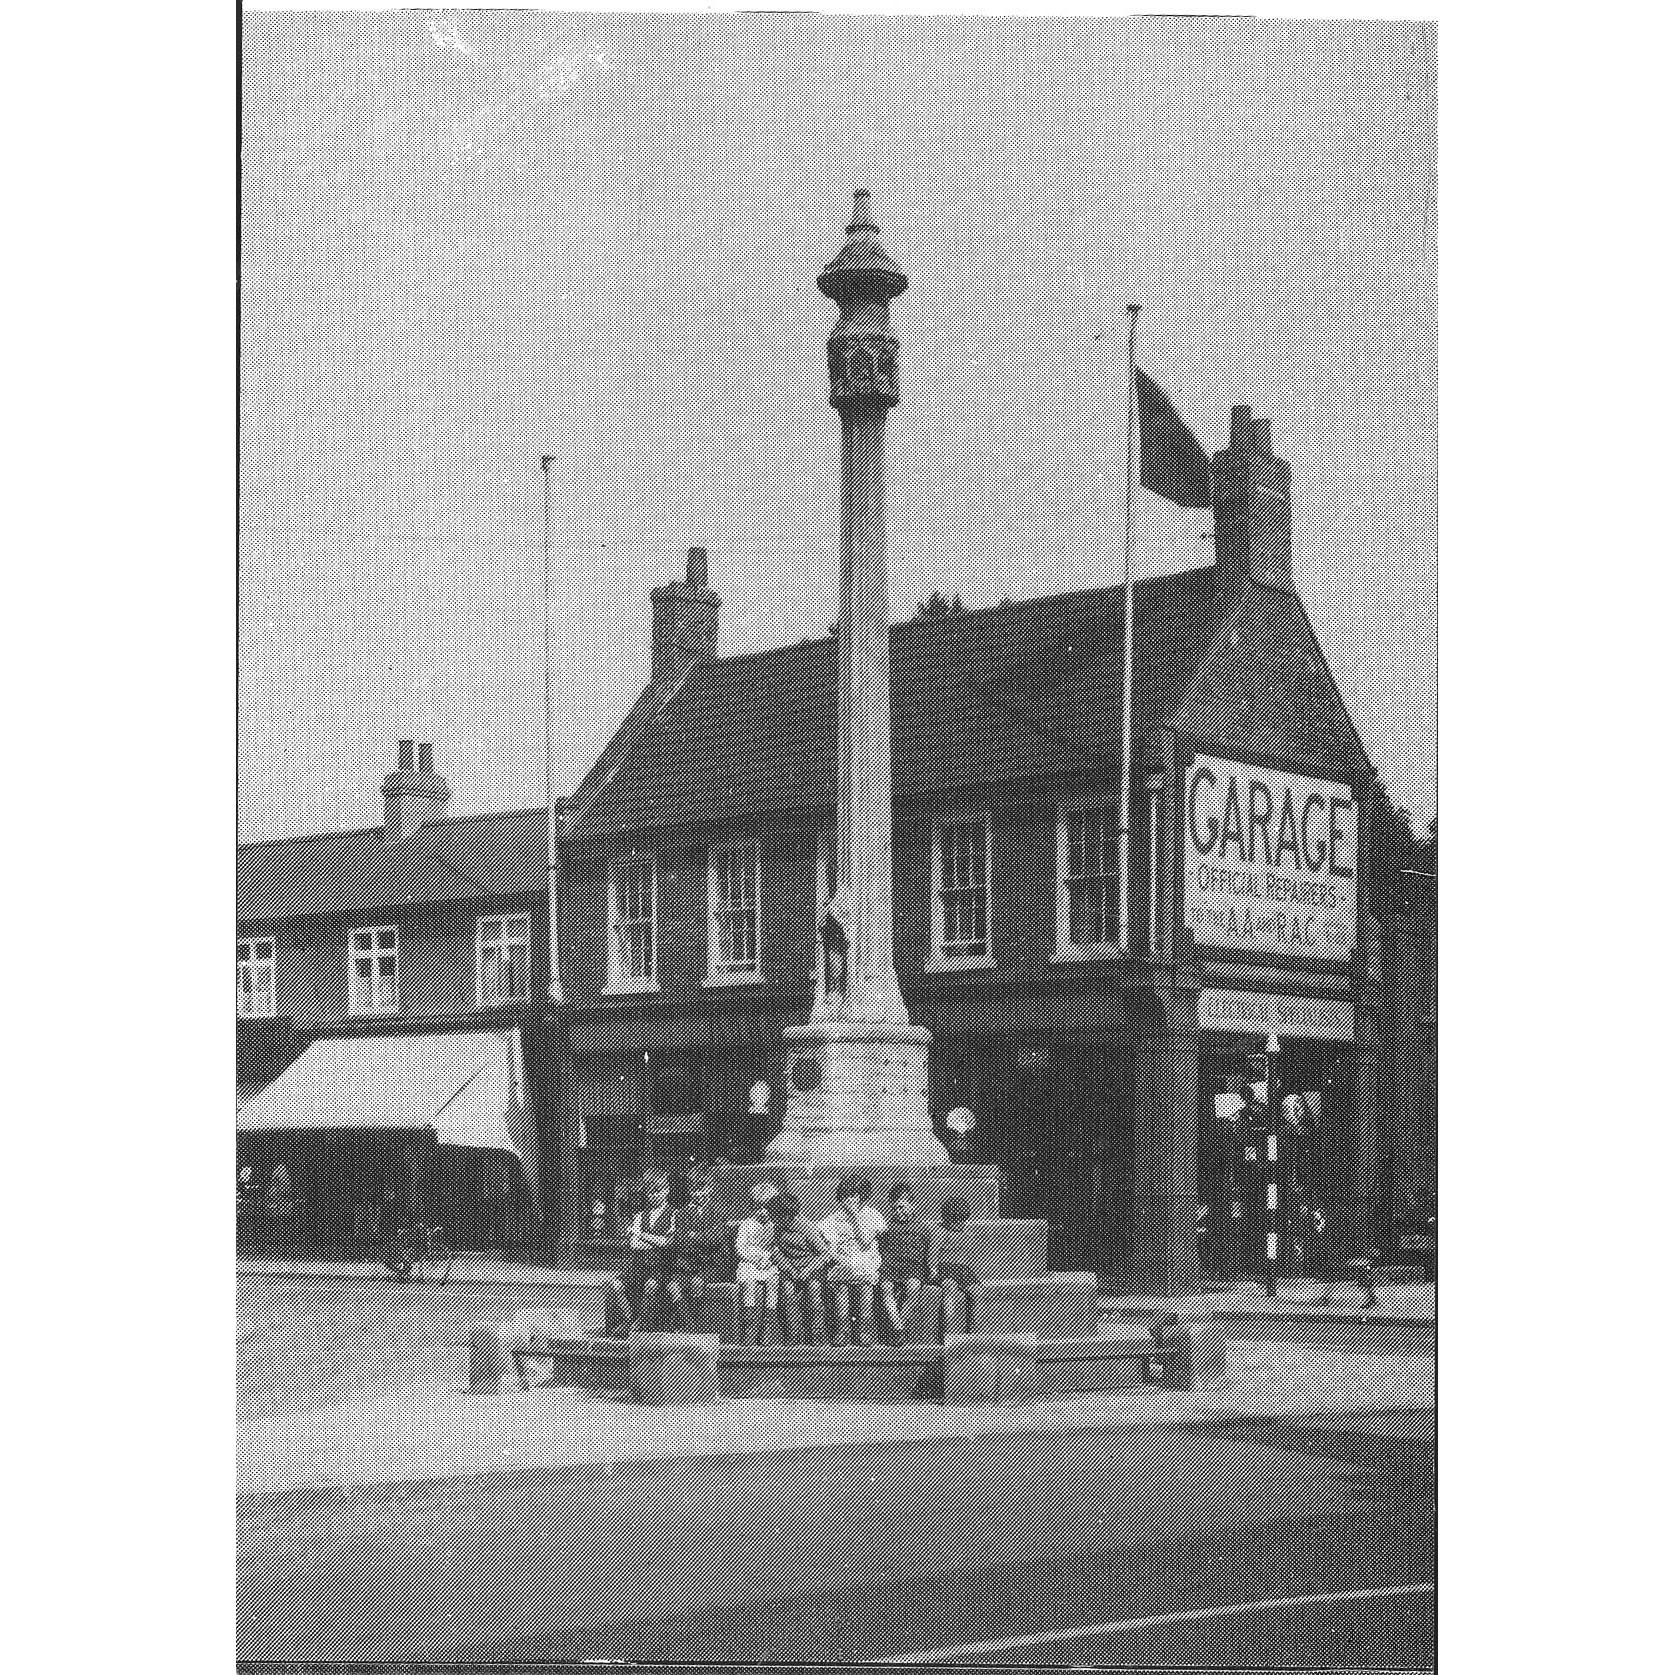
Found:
[764,192,948,1172]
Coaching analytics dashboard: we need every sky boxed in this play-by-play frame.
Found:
[238,9,1436,843]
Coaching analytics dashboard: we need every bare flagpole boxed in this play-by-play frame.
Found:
[540,454,564,1008]
[1116,302,1140,954]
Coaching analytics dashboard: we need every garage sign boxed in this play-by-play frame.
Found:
[1185,756,1357,961]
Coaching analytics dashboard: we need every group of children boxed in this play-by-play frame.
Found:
[625,1166,978,1345]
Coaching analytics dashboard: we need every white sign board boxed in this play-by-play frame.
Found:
[1197,987,1355,1043]
[1185,756,1357,961]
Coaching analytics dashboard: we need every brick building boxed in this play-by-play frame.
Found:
[235,744,563,1251]
[236,414,1429,1291]
[555,408,1395,1292]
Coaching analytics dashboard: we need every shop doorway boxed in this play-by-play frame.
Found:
[1196,1040,1350,1282]
[996,1041,1134,1279]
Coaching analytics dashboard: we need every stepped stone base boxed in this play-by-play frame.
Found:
[627,1333,722,1404]
[710,1161,1001,1224]
[943,1333,1043,1403]
[939,1218,1050,1284]
[720,1342,942,1401]
[468,1317,1215,1403]
[968,1273,1099,1338]
[770,1019,947,1170]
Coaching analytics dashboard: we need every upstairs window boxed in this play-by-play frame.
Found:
[477,912,532,1007]
[1058,802,1123,956]
[606,854,657,992]
[931,814,991,968]
[349,926,399,1014]
[237,937,276,1018]
[709,839,761,982]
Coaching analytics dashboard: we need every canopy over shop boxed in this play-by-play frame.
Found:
[236,1030,539,1246]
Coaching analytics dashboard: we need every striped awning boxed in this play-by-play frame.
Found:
[236,1030,538,1196]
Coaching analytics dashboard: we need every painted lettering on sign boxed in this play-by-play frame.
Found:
[1197,987,1355,1042]
[1185,756,1357,960]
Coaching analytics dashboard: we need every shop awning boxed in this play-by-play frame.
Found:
[236,1031,538,1196]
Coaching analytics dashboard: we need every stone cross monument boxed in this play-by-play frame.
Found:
[768,192,949,1170]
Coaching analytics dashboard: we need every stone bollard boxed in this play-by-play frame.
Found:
[942,1333,1043,1403]
[1150,1320,1227,1391]
[627,1332,722,1404]
[467,1323,515,1395]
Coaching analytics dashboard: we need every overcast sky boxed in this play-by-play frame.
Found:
[238,10,1436,843]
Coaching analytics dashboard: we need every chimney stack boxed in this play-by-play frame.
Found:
[382,738,450,840]
[649,546,721,689]
[1211,406,1293,594]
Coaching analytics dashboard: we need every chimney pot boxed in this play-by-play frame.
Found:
[650,547,721,688]
[383,739,449,839]
[1211,406,1293,593]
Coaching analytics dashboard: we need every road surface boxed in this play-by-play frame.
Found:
[238,1271,1434,1669]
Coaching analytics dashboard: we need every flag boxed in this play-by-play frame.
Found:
[1135,367,1213,508]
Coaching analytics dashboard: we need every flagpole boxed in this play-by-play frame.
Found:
[541,454,564,1009]
[1117,302,1139,955]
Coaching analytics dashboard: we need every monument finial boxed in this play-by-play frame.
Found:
[819,191,906,306]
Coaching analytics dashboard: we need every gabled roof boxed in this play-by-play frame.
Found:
[571,564,1228,839]
[1172,576,1376,783]
[237,804,553,925]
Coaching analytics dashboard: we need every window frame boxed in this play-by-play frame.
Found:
[476,911,533,1009]
[604,852,659,995]
[1055,796,1125,961]
[705,837,763,985]
[927,810,995,972]
[348,924,400,1015]
[237,936,277,1018]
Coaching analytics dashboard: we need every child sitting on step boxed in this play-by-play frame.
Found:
[820,1176,888,1347]
[734,1198,781,1345]
[772,1193,832,1343]
[928,1196,979,1337]
[876,1183,934,1344]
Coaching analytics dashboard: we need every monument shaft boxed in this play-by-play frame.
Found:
[767,191,948,1169]
[836,402,908,1027]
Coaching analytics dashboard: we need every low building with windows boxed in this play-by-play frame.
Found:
[235,742,560,1251]
[556,409,1404,1292]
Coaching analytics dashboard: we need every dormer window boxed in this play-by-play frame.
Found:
[237,937,276,1018]
[349,927,399,1014]
[477,913,532,1007]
